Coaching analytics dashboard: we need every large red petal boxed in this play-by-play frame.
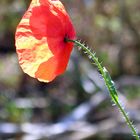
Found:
[15,0,76,82]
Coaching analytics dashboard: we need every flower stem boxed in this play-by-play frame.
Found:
[67,39,140,140]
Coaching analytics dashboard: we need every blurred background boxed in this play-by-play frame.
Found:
[0,0,140,139]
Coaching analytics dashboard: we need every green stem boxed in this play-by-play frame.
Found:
[67,39,139,140]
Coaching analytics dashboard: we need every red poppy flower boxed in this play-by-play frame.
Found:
[15,0,76,82]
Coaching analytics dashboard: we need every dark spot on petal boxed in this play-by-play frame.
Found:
[64,34,68,43]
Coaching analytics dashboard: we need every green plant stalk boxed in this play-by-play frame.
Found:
[67,39,139,140]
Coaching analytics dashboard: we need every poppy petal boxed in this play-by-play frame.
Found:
[15,0,76,82]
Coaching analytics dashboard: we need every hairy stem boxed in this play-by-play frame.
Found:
[67,39,139,140]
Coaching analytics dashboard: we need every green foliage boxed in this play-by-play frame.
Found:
[0,94,32,123]
[5,101,31,123]
[103,67,118,103]
[123,86,140,100]
[0,0,26,35]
